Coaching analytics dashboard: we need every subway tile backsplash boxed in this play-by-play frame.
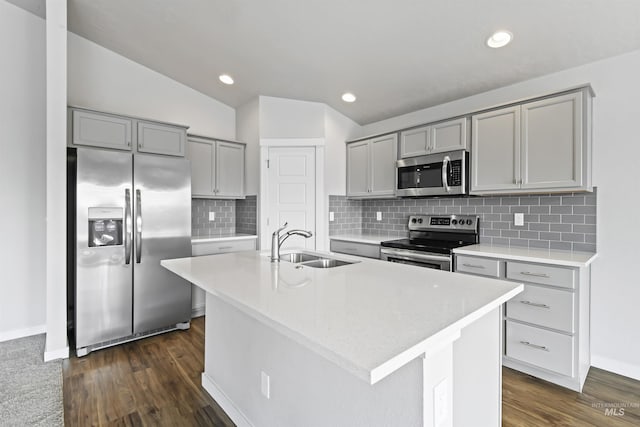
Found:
[329,189,597,252]
[236,195,258,235]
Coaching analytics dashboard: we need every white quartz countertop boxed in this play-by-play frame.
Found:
[191,234,258,244]
[453,244,597,267]
[161,250,522,384]
[329,233,402,245]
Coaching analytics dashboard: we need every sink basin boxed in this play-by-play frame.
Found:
[302,258,355,268]
[280,252,322,263]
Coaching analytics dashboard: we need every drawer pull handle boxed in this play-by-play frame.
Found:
[218,246,233,250]
[520,341,549,352]
[519,300,550,309]
[462,263,485,269]
[520,271,550,279]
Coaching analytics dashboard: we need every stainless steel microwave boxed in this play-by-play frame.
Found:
[395,150,469,197]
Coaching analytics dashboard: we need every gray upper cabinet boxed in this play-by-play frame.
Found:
[521,92,584,190]
[137,121,186,156]
[471,106,521,193]
[399,118,468,158]
[72,110,133,151]
[347,134,397,198]
[70,107,188,157]
[471,88,592,194]
[186,135,245,199]
[346,140,370,197]
[430,117,468,153]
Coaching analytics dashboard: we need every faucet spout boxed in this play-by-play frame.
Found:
[270,224,313,262]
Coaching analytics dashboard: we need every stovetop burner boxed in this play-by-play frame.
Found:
[380,214,479,255]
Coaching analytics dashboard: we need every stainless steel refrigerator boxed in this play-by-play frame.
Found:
[70,147,192,356]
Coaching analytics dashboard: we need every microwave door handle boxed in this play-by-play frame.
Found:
[442,156,451,193]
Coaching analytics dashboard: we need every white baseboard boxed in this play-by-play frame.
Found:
[201,373,253,427]
[592,354,640,381]
[192,305,205,318]
[44,346,69,362]
[0,324,46,343]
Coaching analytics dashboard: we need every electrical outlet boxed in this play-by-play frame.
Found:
[514,212,524,227]
[261,371,270,399]
[376,211,382,221]
[209,211,215,221]
[433,377,449,426]
[329,211,335,222]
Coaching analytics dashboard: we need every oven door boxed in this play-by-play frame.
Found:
[380,248,451,271]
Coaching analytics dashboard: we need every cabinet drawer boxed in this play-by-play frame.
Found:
[192,239,256,256]
[506,321,574,377]
[330,240,380,259]
[506,261,575,289]
[507,285,575,333]
[455,255,503,278]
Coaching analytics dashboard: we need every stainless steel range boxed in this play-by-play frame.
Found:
[380,214,479,271]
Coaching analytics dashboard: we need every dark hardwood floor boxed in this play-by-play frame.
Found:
[63,317,234,426]
[63,316,640,426]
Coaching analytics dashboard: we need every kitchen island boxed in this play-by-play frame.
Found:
[161,250,523,427]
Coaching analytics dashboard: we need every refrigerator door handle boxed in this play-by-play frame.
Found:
[135,189,142,263]
[124,189,133,264]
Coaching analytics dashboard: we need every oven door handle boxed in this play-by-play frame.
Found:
[381,248,451,263]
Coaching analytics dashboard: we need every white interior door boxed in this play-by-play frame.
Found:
[267,147,316,250]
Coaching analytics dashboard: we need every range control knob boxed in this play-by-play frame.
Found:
[452,219,458,225]
[466,219,473,225]
[418,218,423,224]
[411,218,417,224]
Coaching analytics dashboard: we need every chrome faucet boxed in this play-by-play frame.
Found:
[270,222,313,262]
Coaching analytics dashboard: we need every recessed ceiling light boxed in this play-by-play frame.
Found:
[219,74,234,85]
[342,92,356,103]
[487,31,513,48]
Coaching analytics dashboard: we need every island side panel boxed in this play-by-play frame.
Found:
[452,306,502,427]
[203,293,423,427]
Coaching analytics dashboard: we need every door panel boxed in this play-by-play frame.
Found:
[133,154,192,333]
[75,148,133,348]
[186,138,215,196]
[471,106,521,192]
[268,147,316,250]
[370,134,397,196]
[216,141,245,198]
[522,92,582,189]
[137,121,186,156]
[430,117,467,153]
[72,110,132,151]
[346,141,369,196]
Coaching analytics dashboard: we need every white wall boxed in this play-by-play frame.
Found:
[68,33,236,140]
[259,96,325,138]
[0,1,47,341]
[324,106,361,196]
[362,49,640,380]
[45,0,69,360]
[236,98,261,195]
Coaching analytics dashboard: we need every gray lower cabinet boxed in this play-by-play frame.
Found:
[346,133,397,198]
[471,88,592,194]
[454,254,591,392]
[70,107,188,156]
[330,239,380,259]
[191,237,257,315]
[186,135,246,199]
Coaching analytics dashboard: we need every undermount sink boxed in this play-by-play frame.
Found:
[301,258,355,268]
[279,252,358,268]
[280,252,322,263]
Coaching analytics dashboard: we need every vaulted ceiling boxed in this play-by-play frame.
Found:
[63,0,640,124]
